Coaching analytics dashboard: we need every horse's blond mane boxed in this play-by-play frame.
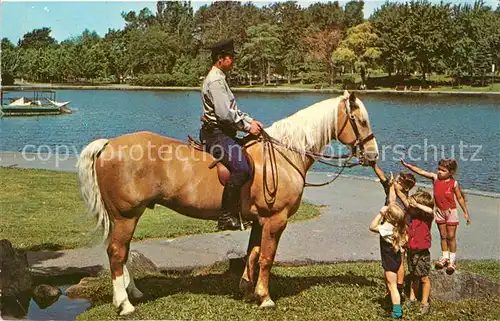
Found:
[265,96,343,154]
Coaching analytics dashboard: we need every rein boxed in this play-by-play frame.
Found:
[259,129,359,192]
[257,97,376,204]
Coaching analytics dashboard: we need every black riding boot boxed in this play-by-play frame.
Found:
[218,183,242,231]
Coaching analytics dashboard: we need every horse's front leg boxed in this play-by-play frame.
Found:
[107,215,140,315]
[240,221,262,301]
[254,213,288,308]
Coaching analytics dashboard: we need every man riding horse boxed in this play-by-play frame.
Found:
[200,39,263,230]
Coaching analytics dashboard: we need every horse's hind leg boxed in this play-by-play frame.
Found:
[255,213,288,308]
[107,211,142,315]
[240,221,262,301]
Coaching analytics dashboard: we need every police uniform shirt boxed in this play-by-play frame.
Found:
[201,66,253,132]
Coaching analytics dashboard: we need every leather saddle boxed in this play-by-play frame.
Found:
[187,135,255,186]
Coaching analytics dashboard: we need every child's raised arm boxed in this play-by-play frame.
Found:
[369,206,387,233]
[372,162,387,182]
[409,198,434,216]
[400,158,437,180]
[388,178,397,203]
[454,182,471,225]
[394,183,410,208]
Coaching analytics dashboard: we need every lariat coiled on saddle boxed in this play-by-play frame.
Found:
[187,127,362,206]
[257,128,361,203]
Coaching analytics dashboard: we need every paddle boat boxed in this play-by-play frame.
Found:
[1,89,72,116]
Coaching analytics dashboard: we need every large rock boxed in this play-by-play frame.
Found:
[127,250,159,278]
[0,239,32,318]
[65,251,158,300]
[32,284,62,309]
[430,270,500,301]
[65,277,102,300]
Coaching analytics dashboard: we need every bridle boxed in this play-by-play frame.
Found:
[341,97,376,164]
[257,97,376,204]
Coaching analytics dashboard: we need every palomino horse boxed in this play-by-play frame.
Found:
[76,91,378,315]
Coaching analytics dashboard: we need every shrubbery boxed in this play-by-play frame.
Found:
[1,73,15,85]
[130,73,200,87]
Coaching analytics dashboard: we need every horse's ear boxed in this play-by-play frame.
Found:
[349,92,359,110]
[343,90,350,99]
[349,92,356,103]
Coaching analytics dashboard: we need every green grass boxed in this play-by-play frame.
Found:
[238,73,500,92]
[426,83,500,92]
[76,260,500,321]
[0,168,321,251]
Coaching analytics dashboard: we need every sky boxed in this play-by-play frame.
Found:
[1,0,498,44]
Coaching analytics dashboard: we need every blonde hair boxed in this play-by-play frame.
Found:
[385,203,408,252]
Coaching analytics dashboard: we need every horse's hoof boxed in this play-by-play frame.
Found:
[119,301,135,315]
[259,299,276,309]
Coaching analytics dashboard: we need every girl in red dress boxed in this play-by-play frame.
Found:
[400,158,471,274]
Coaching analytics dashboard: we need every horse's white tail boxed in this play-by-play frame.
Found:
[76,138,112,243]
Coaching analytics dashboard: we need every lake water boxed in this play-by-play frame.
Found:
[27,286,90,320]
[0,90,498,194]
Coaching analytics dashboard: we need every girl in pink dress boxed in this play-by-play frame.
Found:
[400,158,471,274]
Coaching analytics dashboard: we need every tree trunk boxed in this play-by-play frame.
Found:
[248,72,252,86]
[330,64,334,87]
[420,62,427,81]
[287,71,291,84]
[360,67,366,87]
[267,62,271,86]
[260,61,265,85]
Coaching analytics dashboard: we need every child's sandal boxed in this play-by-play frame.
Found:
[446,261,456,275]
[435,257,449,269]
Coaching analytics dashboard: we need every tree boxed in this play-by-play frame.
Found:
[405,1,453,81]
[54,42,75,81]
[448,1,499,84]
[333,22,381,87]
[156,1,197,55]
[268,1,307,84]
[18,27,57,49]
[303,27,343,86]
[195,2,246,47]
[1,38,20,74]
[241,23,281,85]
[372,1,453,79]
[128,25,177,75]
[121,7,155,31]
[104,29,130,82]
[19,48,41,81]
[305,1,343,30]
[371,2,410,76]
[343,1,365,29]
[67,30,108,81]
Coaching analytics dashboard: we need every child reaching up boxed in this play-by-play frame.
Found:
[372,162,416,208]
[394,187,435,315]
[370,200,408,319]
[372,162,416,298]
[400,158,471,274]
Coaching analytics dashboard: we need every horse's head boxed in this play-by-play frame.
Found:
[336,91,378,166]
